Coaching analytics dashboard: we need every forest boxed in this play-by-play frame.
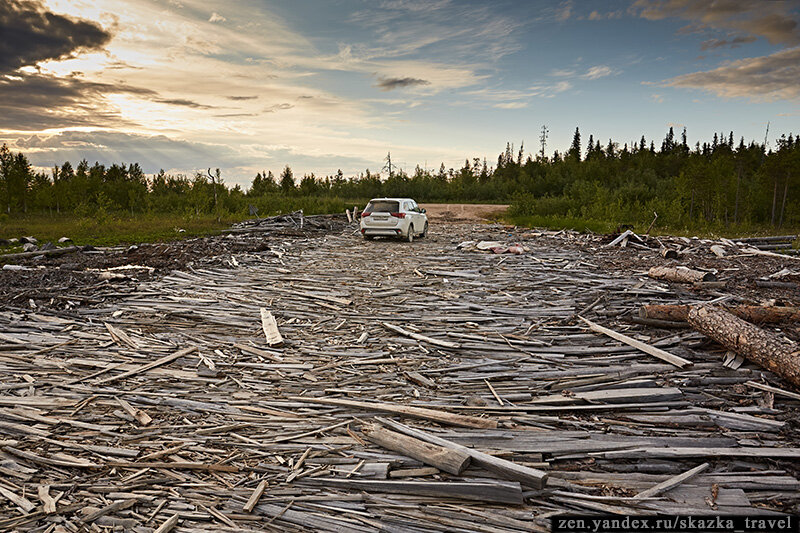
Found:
[1,126,798,234]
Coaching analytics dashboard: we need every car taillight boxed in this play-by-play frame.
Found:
[390,212,405,218]
[361,211,370,217]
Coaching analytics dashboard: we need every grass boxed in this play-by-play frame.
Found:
[0,212,244,249]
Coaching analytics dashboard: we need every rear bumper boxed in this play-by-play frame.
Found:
[361,228,403,236]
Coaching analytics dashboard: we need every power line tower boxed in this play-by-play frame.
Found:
[539,125,549,160]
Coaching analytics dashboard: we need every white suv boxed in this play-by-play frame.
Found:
[360,198,428,242]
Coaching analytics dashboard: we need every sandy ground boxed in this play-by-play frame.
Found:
[419,203,508,222]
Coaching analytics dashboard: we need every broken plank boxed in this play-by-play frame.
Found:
[579,316,692,368]
[376,418,548,489]
[97,346,198,385]
[306,478,523,505]
[381,322,461,349]
[634,463,710,499]
[289,396,496,429]
[361,422,470,475]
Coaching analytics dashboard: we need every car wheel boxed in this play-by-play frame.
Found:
[420,221,428,238]
[406,225,414,243]
[363,234,374,240]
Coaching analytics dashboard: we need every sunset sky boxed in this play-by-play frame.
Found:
[2,0,799,186]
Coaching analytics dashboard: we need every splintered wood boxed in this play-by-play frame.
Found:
[0,221,798,531]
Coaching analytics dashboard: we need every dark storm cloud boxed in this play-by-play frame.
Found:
[375,76,431,91]
[0,0,112,73]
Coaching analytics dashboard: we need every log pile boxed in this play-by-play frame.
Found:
[0,221,797,530]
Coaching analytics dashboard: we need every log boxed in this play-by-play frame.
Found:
[710,245,726,258]
[376,418,549,489]
[642,304,800,325]
[289,396,496,429]
[660,247,679,259]
[0,245,82,263]
[688,306,800,388]
[648,266,716,283]
[361,423,471,475]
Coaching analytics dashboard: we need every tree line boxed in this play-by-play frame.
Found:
[1,126,797,230]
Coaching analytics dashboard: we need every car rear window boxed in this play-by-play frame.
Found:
[365,201,399,213]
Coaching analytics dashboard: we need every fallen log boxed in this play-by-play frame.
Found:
[0,245,83,263]
[648,266,716,283]
[687,306,800,388]
[641,304,800,325]
[361,423,470,475]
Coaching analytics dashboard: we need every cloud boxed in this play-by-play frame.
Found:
[264,103,293,112]
[14,130,243,173]
[208,12,226,23]
[0,0,112,74]
[154,98,215,109]
[556,1,572,22]
[651,93,664,103]
[582,65,615,79]
[701,35,757,50]
[0,72,152,130]
[632,0,800,46]
[493,102,528,109]
[664,46,800,101]
[375,76,431,91]
[227,95,258,101]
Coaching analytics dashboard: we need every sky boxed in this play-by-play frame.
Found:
[1,0,799,187]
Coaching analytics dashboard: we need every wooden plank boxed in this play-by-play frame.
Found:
[578,316,693,368]
[260,308,284,346]
[243,480,268,512]
[745,380,800,401]
[634,463,710,499]
[361,422,471,475]
[153,514,180,533]
[106,461,239,472]
[376,418,548,489]
[381,322,461,349]
[97,346,198,385]
[307,478,524,505]
[289,396,496,429]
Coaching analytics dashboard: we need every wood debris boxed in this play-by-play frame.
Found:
[0,220,797,530]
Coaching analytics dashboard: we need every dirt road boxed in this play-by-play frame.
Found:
[0,219,798,529]
[420,203,508,222]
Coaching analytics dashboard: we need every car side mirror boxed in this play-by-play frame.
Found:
[421,208,426,213]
